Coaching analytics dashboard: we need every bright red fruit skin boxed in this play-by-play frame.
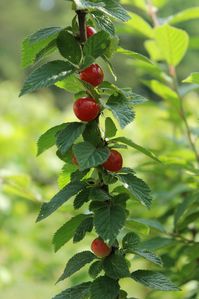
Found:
[91,238,112,258]
[86,26,96,38]
[80,64,104,87]
[102,150,123,172]
[73,97,100,122]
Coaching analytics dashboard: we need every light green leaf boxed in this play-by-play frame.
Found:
[139,237,174,251]
[58,251,96,282]
[91,11,115,35]
[57,30,82,65]
[169,7,199,25]
[73,141,110,171]
[58,163,78,188]
[183,72,199,85]
[112,137,160,162]
[90,276,120,299]
[52,214,88,252]
[105,117,117,138]
[117,47,153,65]
[155,24,189,66]
[103,253,130,279]
[56,122,86,155]
[22,27,61,68]
[37,123,67,156]
[124,12,154,38]
[55,75,85,93]
[131,218,165,232]
[131,270,179,291]
[20,60,76,96]
[144,40,163,61]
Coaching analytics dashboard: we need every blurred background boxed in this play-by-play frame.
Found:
[0,0,199,298]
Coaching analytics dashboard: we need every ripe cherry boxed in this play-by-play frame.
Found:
[73,97,100,122]
[86,26,96,38]
[80,64,104,87]
[91,238,112,258]
[102,150,123,172]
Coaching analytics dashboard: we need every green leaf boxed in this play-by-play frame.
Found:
[57,30,82,65]
[94,202,126,245]
[83,31,111,65]
[53,214,88,252]
[106,93,135,128]
[104,36,119,58]
[91,12,115,35]
[89,261,103,279]
[90,276,120,299]
[105,117,117,138]
[139,237,174,251]
[55,75,85,93]
[20,60,76,96]
[22,27,61,68]
[117,47,153,65]
[144,39,163,61]
[58,251,96,282]
[58,163,78,188]
[155,24,189,66]
[73,187,91,209]
[83,120,103,146]
[183,72,199,84]
[168,7,199,25]
[73,141,110,171]
[123,12,154,38]
[90,188,111,202]
[131,270,179,291]
[35,39,57,62]
[98,0,130,22]
[36,180,85,222]
[122,232,140,251]
[56,122,86,155]
[73,216,93,243]
[103,252,130,279]
[174,195,198,227]
[133,249,163,266]
[131,218,165,232]
[37,123,67,156]
[52,282,91,299]
[118,174,152,209]
[112,137,160,162]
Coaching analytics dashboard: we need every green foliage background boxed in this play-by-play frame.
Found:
[0,0,198,298]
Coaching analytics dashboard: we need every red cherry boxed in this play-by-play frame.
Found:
[91,238,112,258]
[73,97,100,122]
[72,155,78,165]
[80,64,104,87]
[86,26,96,38]
[102,150,123,172]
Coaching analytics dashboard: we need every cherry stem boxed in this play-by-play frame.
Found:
[76,10,87,43]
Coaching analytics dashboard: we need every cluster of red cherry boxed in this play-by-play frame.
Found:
[73,26,123,257]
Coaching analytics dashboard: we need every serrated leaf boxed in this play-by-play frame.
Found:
[90,188,111,202]
[117,47,153,64]
[105,117,117,138]
[183,72,199,84]
[73,141,110,171]
[52,282,91,299]
[92,11,115,35]
[90,276,120,299]
[131,218,165,232]
[112,137,160,162]
[83,120,103,146]
[58,163,78,188]
[106,93,135,128]
[89,261,103,279]
[121,90,149,105]
[20,60,76,96]
[53,214,88,252]
[118,174,152,209]
[133,249,163,266]
[122,232,140,251]
[57,30,82,65]
[155,24,189,66]
[37,123,67,156]
[103,253,130,279]
[73,187,91,209]
[55,75,85,93]
[35,39,57,62]
[97,0,130,22]
[168,7,199,25]
[131,270,179,291]
[36,180,85,222]
[22,27,61,68]
[58,251,96,282]
[73,217,93,243]
[94,203,126,245]
[56,122,86,155]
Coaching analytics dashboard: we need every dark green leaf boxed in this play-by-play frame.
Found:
[73,187,91,209]
[73,141,110,171]
[89,261,103,279]
[90,188,111,202]
[139,237,174,251]
[56,122,86,155]
[103,252,130,279]
[90,276,120,299]
[20,60,76,96]
[83,120,103,146]
[53,214,88,252]
[131,270,179,291]
[36,180,85,222]
[52,282,91,299]
[73,217,93,243]
[37,123,67,156]
[96,0,130,22]
[57,30,82,65]
[105,117,117,138]
[133,249,163,266]
[122,232,140,251]
[58,251,96,282]
[92,12,115,35]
